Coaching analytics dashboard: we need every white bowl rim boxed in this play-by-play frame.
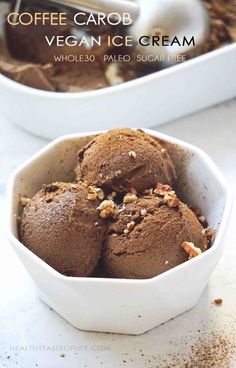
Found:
[7,129,233,286]
[0,43,235,99]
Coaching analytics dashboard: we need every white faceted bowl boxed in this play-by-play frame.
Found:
[7,129,232,335]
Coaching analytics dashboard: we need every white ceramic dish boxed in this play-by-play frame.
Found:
[0,37,236,140]
[7,129,232,335]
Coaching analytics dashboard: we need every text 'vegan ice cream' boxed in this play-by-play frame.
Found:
[19,182,106,276]
[0,0,235,91]
[75,128,177,194]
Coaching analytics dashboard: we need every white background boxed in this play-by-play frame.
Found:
[0,100,236,367]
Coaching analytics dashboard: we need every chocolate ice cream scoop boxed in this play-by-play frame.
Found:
[75,129,177,194]
[19,182,107,277]
[103,189,208,279]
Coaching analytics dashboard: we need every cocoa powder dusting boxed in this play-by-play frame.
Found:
[141,332,236,368]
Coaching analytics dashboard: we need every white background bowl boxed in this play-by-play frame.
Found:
[7,129,232,335]
[0,43,236,140]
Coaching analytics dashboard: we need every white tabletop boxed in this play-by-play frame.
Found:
[0,100,236,368]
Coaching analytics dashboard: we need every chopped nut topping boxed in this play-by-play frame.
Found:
[144,188,153,195]
[19,196,31,207]
[97,199,118,219]
[123,193,138,204]
[112,233,118,237]
[206,229,215,241]
[118,205,126,213]
[124,229,129,234]
[164,192,180,208]
[128,150,137,159]
[214,298,223,305]
[94,222,98,226]
[165,260,169,265]
[97,191,105,200]
[71,184,77,189]
[127,221,135,231]
[140,208,147,217]
[198,215,206,223]
[154,183,172,196]
[87,186,105,201]
[111,191,117,198]
[161,148,167,153]
[154,184,180,208]
[181,241,202,259]
[87,193,97,201]
[198,214,208,228]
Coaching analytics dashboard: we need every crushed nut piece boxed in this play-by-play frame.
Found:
[199,215,206,223]
[206,229,215,242]
[97,199,118,219]
[144,188,153,195]
[97,191,105,200]
[124,229,129,234]
[87,186,105,201]
[165,260,169,265]
[87,193,97,201]
[214,298,223,305]
[94,222,98,226]
[154,183,172,196]
[123,193,138,204]
[128,150,137,159]
[198,214,208,227]
[154,184,179,208]
[164,192,180,208]
[71,184,77,189]
[127,221,135,231]
[161,148,167,153]
[19,196,31,207]
[112,233,118,237]
[140,208,147,217]
[119,205,126,213]
[181,241,202,259]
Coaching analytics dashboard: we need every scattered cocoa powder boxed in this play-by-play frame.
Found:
[183,333,236,368]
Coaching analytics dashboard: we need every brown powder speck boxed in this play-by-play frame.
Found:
[214,298,223,305]
[184,334,235,368]
[157,332,236,368]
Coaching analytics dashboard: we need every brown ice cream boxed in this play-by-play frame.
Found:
[18,129,212,279]
[201,0,236,53]
[103,188,208,279]
[19,182,107,277]
[0,58,55,90]
[75,129,177,194]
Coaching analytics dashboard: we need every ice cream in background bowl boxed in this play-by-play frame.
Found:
[0,2,236,140]
[7,128,232,334]
[0,0,235,92]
